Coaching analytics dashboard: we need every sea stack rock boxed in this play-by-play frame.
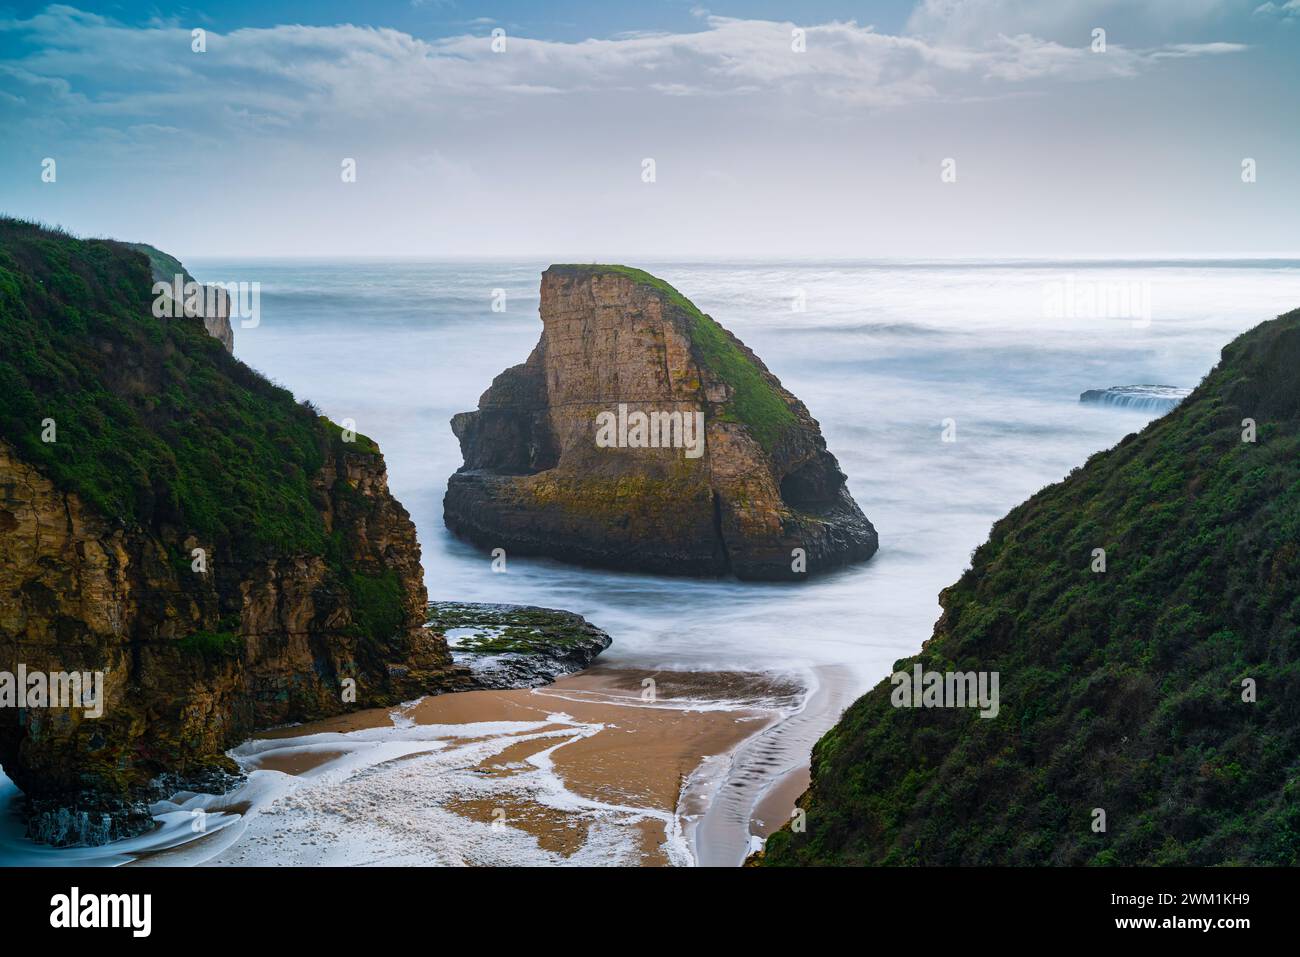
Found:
[444,265,878,580]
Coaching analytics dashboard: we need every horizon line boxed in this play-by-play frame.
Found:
[181,252,1300,265]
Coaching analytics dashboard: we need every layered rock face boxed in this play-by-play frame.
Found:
[1,438,463,844]
[445,265,877,580]
[0,219,465,844]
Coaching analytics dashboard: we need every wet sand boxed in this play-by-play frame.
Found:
[752,765,810,837]
[220,665,805,866]
[693,663,858,865]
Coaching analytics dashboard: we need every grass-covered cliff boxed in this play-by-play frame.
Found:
[123,240,235,352]
[0,218,460,844]
[761,308,1300,866]
[0,218,340,554]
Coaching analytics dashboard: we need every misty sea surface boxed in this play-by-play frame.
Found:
[4,259,1299,865]
[211,258,1300,678]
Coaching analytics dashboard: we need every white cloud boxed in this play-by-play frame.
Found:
[906,0,1238,44]
[0,3,1280,259]
[1253,0,1300,17]
[0,4,1250,134]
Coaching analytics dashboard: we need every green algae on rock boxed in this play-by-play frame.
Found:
[444,264,878,580]
[426,601,612,688]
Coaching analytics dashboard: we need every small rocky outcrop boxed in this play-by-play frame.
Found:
[426,602,612,689]
[1079,384,1190,413]
[127,242,235,353]
[444,265,877,580]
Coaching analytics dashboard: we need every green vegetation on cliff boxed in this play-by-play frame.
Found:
[0,219,443,844]
[345,569,405,644]
[762,308,1300,867]
[0,217,373,557]
[123,242,190,285]
[176,629,243,660]
[550,264,797,450]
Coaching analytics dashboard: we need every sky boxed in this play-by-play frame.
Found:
[0,0,1297,259]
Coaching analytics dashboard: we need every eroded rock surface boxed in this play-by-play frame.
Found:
[0,220,468,845]
[426,601,611,689]
[445,265,877,580]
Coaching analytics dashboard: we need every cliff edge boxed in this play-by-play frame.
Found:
[0,218,466,845]
[126,242,235,353]
[759,308,1300,866]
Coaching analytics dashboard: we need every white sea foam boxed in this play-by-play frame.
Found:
[71,706,707,866]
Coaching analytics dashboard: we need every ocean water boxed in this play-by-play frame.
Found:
[3,259,1298,865]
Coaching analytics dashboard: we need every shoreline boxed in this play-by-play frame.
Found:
[692,663,858,865]
[0,662,838,867]
[130,665,804,867]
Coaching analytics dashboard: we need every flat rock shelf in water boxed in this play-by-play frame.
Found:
[425,602,613,689]
[1078,384,1191,413]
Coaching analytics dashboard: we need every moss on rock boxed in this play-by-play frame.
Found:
[549,264,798,450]
[426,602,612,687]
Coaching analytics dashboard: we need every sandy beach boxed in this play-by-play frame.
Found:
[127,665,807,867]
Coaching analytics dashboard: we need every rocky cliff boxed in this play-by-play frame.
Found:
[445,265,877,580]
[0,218,466,845]
[126,242,235,353]
[759,308,1300,866]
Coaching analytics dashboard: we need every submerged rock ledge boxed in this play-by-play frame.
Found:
[444,264,878,581]
[1079,384,1190,413]
[426,601,612,689]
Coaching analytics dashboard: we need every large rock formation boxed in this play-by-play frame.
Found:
[445,265,877,580]
[0,219,466,845]
[759,308,1300,867]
